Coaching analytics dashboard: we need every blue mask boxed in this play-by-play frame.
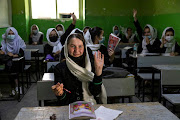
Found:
[147,35,151,39]
[33,30,38,34]
[114,30,119,35]
[99,36,105,44]
[7,35,15,40]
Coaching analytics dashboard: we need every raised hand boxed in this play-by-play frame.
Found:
[71,13,77,25]
[146,37,150,45]
[133,9,137,21]
[7,52,13,57]
[52,82,64,96]
[94,51,104,76]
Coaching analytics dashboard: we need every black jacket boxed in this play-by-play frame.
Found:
[134,20,161,53]
[54,47,102,105]
[160,42,180,54]
[121,34,139,43]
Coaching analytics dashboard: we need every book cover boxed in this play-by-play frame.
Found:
[108,33,121,51]
[69,101,96,120]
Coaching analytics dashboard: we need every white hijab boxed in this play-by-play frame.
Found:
[125,28,136,43]
[112,25,120,37]
[160,27,175,53]
[84,29,101,55]
[142,24,157,53]
[1,27,26,54]
[64,33,107,104]
[46,28,63,53]
[31,24,43,43]
[56,24,65,34]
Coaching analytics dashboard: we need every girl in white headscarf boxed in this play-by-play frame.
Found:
[112,25,122,39]
[52,33,107,105]
[29,24,44,45]
[44,28,63,61]
[160,27,180,56]
[121,27,139,43]
[85,27,115,66]
[0,27,26,95]
[133,9,161,53]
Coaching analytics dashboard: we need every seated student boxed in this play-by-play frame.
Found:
[29,24,44,45]
[112,25,122,39]
[133,9,161,53]
[0,27,26,95]
[121,27,139,43]
[85,27,115,66]
[83,26,91,34]
[44,28,63,61]
[55,13,77,45]
[52,33,107,105]
[160,27,180,56]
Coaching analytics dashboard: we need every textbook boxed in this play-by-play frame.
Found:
[108,33,121,51]
[69,101,96,119]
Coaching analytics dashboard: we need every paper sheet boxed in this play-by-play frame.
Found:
[91,106,123,120]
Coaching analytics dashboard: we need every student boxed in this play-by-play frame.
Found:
[0,27,26,95]
[160,27,180,56]
[52,33,107,105]
[29,24,44,45]
[83,26,91,34]
[112,25,122,39]
[85,27,115,66]
[121,27,139,43]
[55,13,77,45]
[133,9,161,53]
[44,28,63,61]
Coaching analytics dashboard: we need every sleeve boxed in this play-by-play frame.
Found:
[44,44,53,57]
[38,34,43,44]
[18,48,24,57]
[54,64,68,102]
[146,39,161,53]
[133,20,143,42]
[29,35,33,45]
[134,36,139,43]
[101,46,111,66]
[60,23,75,45]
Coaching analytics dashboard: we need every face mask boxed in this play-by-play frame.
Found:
[57,31,64,36]
[33,30,38,34]
[49,36,58,42]
[165,36,174,42]
[7,35,15,40]
[143,36,151,39]
[114,30,119,35]
[99,36,105,44]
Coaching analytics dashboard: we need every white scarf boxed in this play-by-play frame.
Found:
[124,28,136,43]
[1,27,26,54]
[160,27,175,53]
[46,28,63,53]
[112,25,120,37]
[64,33,107,104]
[31,24,43,43]
[142,24,157,54]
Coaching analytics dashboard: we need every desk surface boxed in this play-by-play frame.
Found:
[42,73,54,81]
[25,49,39,52]
[15,102,179,120]
[152,64,180,70]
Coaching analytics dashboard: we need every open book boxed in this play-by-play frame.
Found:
[108,33,121,51]
[69,101,96,119]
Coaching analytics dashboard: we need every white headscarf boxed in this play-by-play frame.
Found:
[125,28,136,43]
[55,24,65,34]
[142,24,157,53]
[31,24,43,43]
[64,32,107,104]
[84,29,101,55]
[1,27,26,54]
[112,25,120,37]
[160,27,175,53]
[46,28,63,53]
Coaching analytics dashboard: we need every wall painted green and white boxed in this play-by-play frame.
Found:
[1,0,180,45]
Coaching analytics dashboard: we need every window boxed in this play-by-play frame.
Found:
[31,0,79,19]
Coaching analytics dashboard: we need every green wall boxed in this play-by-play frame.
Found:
[1,0,180,46]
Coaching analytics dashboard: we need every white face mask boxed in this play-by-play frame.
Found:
[57,31,64,36]
[7,35,15,40]
[165,36,174,42]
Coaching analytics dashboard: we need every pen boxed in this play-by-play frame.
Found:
[63,88,71,93]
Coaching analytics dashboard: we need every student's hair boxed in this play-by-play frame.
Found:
[83,26,91,31]
[165,28,174,36]
[89,27,103,43]
[67,33,85,47]
[144,26,150,30]
[127,27,132,31]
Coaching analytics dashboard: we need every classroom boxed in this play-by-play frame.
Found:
[0,0,180,120]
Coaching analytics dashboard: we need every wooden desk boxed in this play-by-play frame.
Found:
[15,102,179,120]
